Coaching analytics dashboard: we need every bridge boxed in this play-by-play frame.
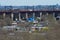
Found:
[0,9,60,21]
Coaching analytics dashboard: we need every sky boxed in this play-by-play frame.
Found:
[0,0,60,6]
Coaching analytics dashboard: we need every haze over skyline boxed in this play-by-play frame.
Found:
[0,0,60,6]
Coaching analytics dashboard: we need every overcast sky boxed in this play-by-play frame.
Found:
[0,0,60,6]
